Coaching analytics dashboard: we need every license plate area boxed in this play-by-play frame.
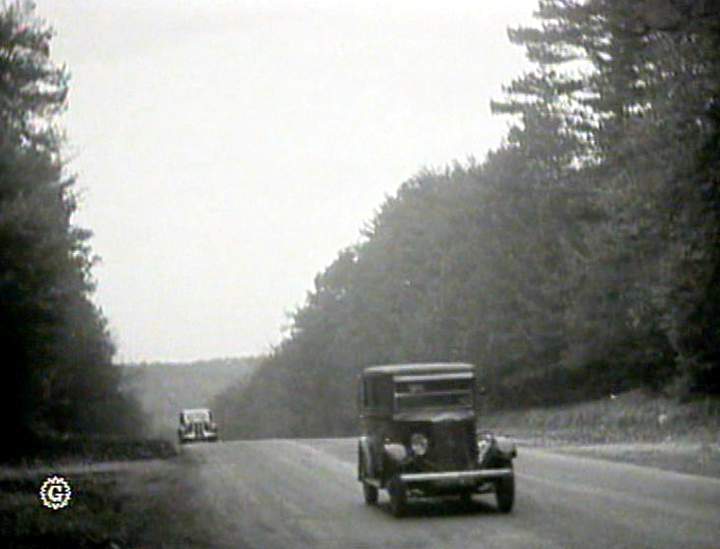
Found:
[433,477,475,488]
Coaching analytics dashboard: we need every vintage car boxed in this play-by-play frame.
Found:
[357,363,516,516]
[178,408,219,444]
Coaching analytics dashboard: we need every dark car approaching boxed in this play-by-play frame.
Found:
[357,363,516,517]
[178,408,219,444]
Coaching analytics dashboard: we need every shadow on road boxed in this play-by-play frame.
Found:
[375,496,502,519]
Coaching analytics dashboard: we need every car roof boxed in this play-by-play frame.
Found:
[362,362,476,377]
[182,408,211,414]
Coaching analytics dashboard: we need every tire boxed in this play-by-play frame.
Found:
[388,476,407,518]
[359,452,378,505]
[363,481,379,505]
[495,473,515,513]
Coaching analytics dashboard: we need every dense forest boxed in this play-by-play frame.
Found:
[1,2,142,456]
[216,0,720,439]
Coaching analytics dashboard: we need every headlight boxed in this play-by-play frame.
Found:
[495,436,517,458]
[384,443,408,461]
[477,437,491,462]
[410,433,429,456]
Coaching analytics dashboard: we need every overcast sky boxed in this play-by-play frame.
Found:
[35,0,538,363]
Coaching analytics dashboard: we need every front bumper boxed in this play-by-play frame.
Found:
[399,468,513,484]
[180,431,218,441]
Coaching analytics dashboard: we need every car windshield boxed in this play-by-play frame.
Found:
[184,410,210,422]
[394,376,474,411]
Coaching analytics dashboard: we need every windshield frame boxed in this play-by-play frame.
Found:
[183,409,212,423]
[392,372,476,413]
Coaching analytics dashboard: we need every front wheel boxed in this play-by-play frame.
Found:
[359,452,378,505]
[388,476,407,517]
[495,473,515,513]
[363,481,379,505]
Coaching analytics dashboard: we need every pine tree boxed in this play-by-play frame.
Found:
[494,0,720,393]
[0,2,134,449]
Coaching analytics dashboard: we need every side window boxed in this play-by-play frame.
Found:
[364,378,377,408]
[359,379,367,408]
[377,377,393,410]
[364,377,392,411]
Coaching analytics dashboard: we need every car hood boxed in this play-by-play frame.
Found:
[392,409,475,423]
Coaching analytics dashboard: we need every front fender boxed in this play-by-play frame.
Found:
[494,436,517,460]
[478,434,517,467]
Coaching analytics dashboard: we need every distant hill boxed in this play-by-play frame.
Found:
[121,357,261,438]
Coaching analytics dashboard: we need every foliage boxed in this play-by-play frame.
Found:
[218,0,720,438]
[0,1,142,453]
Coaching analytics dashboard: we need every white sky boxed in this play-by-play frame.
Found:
[34,0,538,363]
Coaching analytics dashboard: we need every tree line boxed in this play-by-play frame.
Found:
[1,2,142,456]
[216,0,720,439]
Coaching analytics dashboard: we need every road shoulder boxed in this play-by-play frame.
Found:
[0,450,211,548]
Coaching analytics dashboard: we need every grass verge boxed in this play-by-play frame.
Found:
[3,432,177,466]
[483,389,720,477]
[0,432,219,548]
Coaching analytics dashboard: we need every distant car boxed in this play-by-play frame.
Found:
[178,408,219,444]
[357,363,516,517]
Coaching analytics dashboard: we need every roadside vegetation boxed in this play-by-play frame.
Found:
[0,458,209,549]
[217,0,720,440]
[484,390,720,445]
[482,389,720,476]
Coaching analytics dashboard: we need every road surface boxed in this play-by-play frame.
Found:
[182,438,720,549]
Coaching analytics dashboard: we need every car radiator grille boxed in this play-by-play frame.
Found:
[426,423,473,470]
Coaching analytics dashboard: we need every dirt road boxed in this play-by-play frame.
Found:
[177,438,720,549]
